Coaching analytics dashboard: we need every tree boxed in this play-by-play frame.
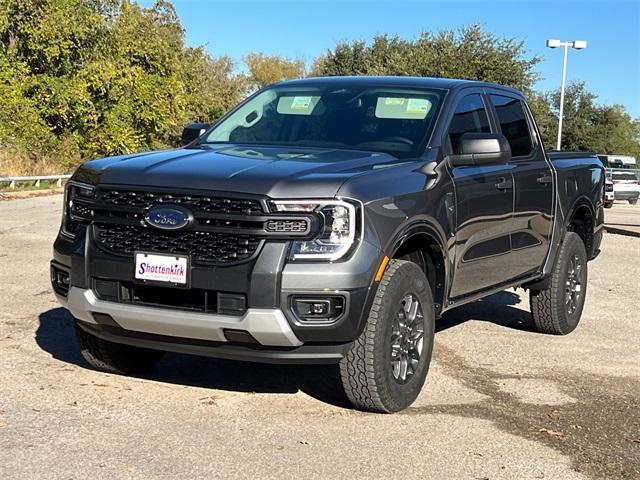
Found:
[243,53,305,90]
[0,0,245,174]
[312,24,541,92]
[543,82,640,157]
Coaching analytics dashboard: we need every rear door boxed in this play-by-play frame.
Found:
[488,93,554,278]
[447,91,515,298]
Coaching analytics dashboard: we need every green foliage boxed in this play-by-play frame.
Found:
[243,53,305,90]
[0,0,244,173]
[312,24,541,92]
[0,10,638,174]
[540,82,640,157]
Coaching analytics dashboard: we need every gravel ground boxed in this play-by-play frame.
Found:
[1,195,639,480]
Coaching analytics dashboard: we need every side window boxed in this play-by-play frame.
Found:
[490,95,533,157]
[448,94,491,154]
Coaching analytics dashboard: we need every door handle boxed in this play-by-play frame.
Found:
[494,177,513,190]
[537,174,553,185]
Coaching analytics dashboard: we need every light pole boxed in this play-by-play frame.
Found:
[546,39,587,150]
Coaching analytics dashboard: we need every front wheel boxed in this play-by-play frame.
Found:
[530,232,588,335]
[339,260,435,413]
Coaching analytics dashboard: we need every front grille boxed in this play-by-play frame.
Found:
[95,223,262,265]
[97,190,263,215]
[68,187,315,265]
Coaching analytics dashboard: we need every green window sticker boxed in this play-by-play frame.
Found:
[406,98,429,114]
[376,97,432,119]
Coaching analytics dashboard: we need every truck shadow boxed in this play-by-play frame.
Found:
[436,290,536,333]
[36,291,535,410]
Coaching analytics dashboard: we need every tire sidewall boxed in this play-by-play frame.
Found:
[372,262,435,411]
[557,233,588,333]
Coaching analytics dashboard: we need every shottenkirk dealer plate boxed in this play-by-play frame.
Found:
[135,252,188,285]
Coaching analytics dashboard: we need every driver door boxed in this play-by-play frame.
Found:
[447,92,515,298]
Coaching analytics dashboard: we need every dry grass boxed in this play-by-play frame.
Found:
[0,149,67,177]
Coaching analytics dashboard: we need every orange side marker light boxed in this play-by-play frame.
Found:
[374,256,390,282]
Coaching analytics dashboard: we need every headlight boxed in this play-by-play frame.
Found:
[61,181,95,238]
[272,199,361,261]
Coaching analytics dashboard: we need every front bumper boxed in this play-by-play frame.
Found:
[52,221,383,363]
[60,287,350,364]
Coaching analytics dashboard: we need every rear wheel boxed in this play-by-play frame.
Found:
[629,198,638,205]
[530,232,588,335]
[75,323,165,375]
[339,260,435,413]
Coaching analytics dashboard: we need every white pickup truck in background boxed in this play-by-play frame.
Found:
[598,155,640,205]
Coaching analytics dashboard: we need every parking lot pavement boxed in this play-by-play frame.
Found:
[605,202,640,235]
[1,195,639,480]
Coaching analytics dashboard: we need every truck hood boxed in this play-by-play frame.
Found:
[73,144,400,198]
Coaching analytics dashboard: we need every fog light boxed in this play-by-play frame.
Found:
[51,266,70,297]
[292,296,345,323]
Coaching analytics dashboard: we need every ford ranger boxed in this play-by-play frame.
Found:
[51,76,604,413]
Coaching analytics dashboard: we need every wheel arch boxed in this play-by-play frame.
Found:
[386,221,450,317]
[564,196,597,258]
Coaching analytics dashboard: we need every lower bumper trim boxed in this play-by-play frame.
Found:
[62,287,302,347]
[76,321,350,365]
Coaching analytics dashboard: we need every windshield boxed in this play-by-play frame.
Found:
[202,85,444,158]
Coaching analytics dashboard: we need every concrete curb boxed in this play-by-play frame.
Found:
[0,188,64,201]
[604,225,640,238]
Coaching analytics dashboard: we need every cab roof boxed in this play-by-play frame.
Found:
[275,75,523,95]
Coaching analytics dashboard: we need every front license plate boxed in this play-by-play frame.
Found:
[135,252,188,285]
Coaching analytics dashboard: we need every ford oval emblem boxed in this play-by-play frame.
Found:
[145,205,193,231]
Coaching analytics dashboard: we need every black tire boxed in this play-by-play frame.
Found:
[530,232,588,335]
[75,323,165,374]
[629,199,638,205]
[604,202,613,209]
[339,259,435,413]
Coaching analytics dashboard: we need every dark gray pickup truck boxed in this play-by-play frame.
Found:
[52,76,604,413]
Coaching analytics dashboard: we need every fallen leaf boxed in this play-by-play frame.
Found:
[539,428,564,437]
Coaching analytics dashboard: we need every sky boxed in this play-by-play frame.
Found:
[139,0,640,117]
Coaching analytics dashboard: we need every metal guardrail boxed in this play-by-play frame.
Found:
[0,174,71,188]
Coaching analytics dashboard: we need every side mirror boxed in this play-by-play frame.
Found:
[448,132,512,167]
[180,123,211,146]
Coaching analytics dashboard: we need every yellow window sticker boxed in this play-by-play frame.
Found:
[290,96,313,110]
[406,98,429,114]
